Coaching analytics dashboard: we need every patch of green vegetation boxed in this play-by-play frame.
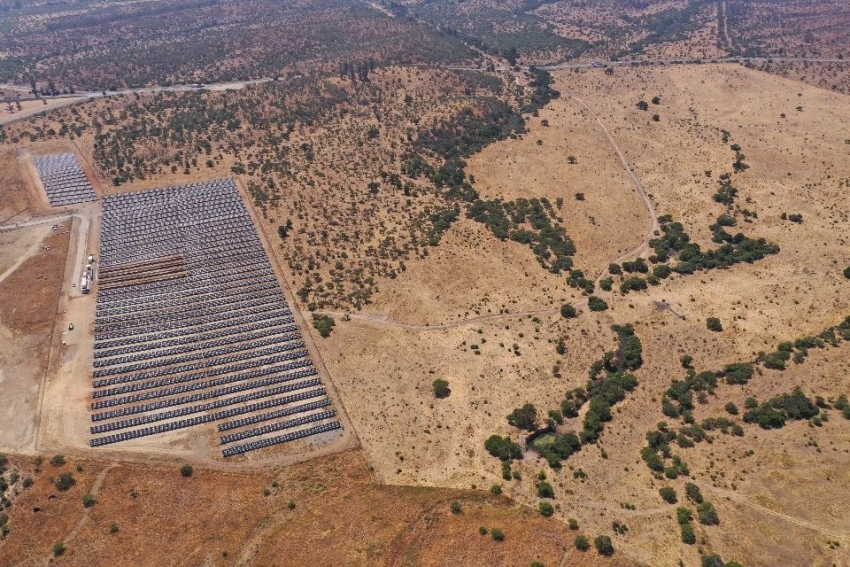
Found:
[312,314,336,338]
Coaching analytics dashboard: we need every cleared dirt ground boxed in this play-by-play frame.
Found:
[0,450,638,567]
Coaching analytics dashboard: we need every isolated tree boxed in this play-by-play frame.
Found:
[560,303,577,318]
[594,535,614,556]
[180,464,193,478]
[636,100,649,111]
[432,379,450,398]
[706,317,723,332]
[575,535,590,551]
[588,296,608,312]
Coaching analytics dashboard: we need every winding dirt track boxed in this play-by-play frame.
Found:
[568,95,660,284]
[315,94,660,331]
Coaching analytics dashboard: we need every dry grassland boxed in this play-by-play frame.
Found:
[310,63,849,566]
[0,450,636,567]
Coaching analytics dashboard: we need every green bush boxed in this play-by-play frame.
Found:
[53,541,66,556]
[594,535,614,556]
[82,493,96,508]
[844,266,850,279]
[680,522,696,544]
[180,464,194,478]
[536,481,554,498]
[312,314,336,338]
[560,303,577,318]
[51,455,66,467]
[659,486,677,504]
[574,534,590,551]
[450,501,462,514]
[507,403,538,431]
[490,484,502,495]
[55,472,75,491]
[697,501,720,525]
[684,482,704,504]
[608,263,622,275]
[701,554,725,567]
[706,317,723,332]
[432,379,451,398]
[485,435,522,461]
[491,528,505,541]
[587,296,608,312]
[568,518,579,530]
[725,402,739,415]
[676,506,693,525]
[538,501,554,516]
[479,526,488,535]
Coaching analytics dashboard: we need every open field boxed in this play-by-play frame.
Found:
[0,1,849,563]
[2,449,640,567]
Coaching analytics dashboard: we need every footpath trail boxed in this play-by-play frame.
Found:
[314,94,660,331]
[568,95,660,284]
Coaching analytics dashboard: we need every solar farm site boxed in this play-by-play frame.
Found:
[90,179,342,458]
[33,152,97,207]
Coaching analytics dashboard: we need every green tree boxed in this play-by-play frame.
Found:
[432,379,451,398]
[680,522,696,544]
[450,501,462,514]
[51,455,66,467]
[82,493,96,508]
[507,403,538,431]
[538,501,554,516]
[844,266,850,279]
[697,501,720,525]
[312,314,336,338]
[588,296,608,312]
[659,486,677,504]
[485,435,522,460]
[575,535,590,551]
[560,303,577,318]
[594,535,614,556]
[685,482,704,504]
[537,481,554,498]
[706,317,723,332]
[180,464,193,478]
[491,527,505,541]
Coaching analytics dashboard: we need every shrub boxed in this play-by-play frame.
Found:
[560,303,577,318]
[490,484,502,495]
[432,379,450,398]
[485,435,523,461]
[706,317,723,332]
[82,493,96,508]
[312,314,336,337]
[844,266,850,279]
[491,528,505,541]
[537,481,554,498]
[676,506,693,525]
[507,403,538,431]
[538,501,554,516]
[479,526,488,535]
[608,263,622,275]
[588,296,608,312]
[680,522,696,544]
[180,464,194,478]
[575,535,590,551]
[684,482,704,504]
[0,512,7,527]
[680,355,693,369]
[697,501,720,525]
[659,486,677,504]
[287,500,296,510]
[701,554,725,567]
[568,518,579,530]
[55,472,75,491]
[110,522,119,534]
[600,277,613,291]
[620,276,648,293]
[450,501,462,514]
[51,455,66,467]
[594,535,614,556]
[53,541,66,556]
[725,402,739,415]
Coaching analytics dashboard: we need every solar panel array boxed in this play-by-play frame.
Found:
[92,179,342,457]
[33,153,97,207]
